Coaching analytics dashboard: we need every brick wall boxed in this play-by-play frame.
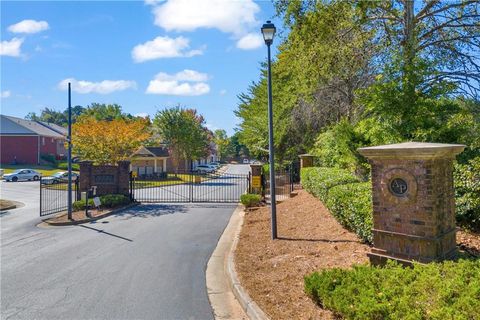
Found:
[0,135,39,164]
[79,161,130,196]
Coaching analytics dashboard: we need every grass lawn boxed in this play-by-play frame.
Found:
[0,164,78,176]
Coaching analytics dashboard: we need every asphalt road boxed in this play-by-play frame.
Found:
[1,164,250,320]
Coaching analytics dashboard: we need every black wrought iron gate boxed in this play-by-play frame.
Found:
[130,170,250,203]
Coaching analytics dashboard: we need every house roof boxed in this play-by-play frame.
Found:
[145,147,170,157]
[0,115,65,138]
[38,121,67,135]
[131,146,170,158]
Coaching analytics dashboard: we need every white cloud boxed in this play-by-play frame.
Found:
[8,20,49,34]
[1,90,11,98]
[219,89,227,95]
[146,69,210,96]
[58,78,137,94]
[151,0,260,37]
[132,36,203,62]
[0,38,24,57]
[236,33,263,50]
[154,69,209,82]
[135,112,150,118]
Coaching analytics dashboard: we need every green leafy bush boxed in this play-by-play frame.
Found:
[40,153,57,165]
[311,119,370,176]
[301,167,360,202]
[454,157,480,230]
[241,193,262,208]
[72,194,130,211]
[57,161,80,171]
[305,259,480,320]
[326,182,373,243]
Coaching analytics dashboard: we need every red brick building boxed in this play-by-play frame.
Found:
[0,115,67,165]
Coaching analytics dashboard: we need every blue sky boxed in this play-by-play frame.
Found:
[1,0,280,135]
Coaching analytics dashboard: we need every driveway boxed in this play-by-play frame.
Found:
[134,164,249,203]
[1,164,250,320]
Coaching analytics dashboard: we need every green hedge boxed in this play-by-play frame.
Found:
[240,193,262,208]
[454,157,480,231]
[73,194,130,211]
[326,182,373,243]
[301,167,360,202]
[57,161,80,171]
[305,260,480,320]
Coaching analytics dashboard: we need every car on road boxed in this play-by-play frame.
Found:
[41,171,79,184]
[195,165,216,173]
[209,162,221,168]
[3,169,42,182]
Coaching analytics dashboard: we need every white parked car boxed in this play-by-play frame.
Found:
[243,158,249,164]
[209,162,221,168]
[4,169,42,182]
[41,171,79,185]
[195,165,216,173]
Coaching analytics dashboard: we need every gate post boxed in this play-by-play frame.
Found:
[298,154,314,186]
[250,164,263,195]
[359,142,465,265]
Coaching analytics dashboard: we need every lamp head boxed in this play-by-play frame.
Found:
[261,20,276,45]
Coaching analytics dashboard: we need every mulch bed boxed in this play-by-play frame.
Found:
[234,189,480,320]
[43,206,132,225]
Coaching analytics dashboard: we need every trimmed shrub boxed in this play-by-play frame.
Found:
[57,161,80,171]
[72,194,130,211]
[305,259,480,320]
[454,157,480,230]
[301,167,360,202]
[326,182,373,243]
[40,153,57,165]
[241,193,262,208]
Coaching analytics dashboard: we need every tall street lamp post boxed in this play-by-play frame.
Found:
[261,21,277,240]
[67,82,73,220]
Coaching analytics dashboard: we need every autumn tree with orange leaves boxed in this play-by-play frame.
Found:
[72,117,151,165]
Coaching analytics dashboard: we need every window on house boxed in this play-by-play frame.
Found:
[42,137,45,145]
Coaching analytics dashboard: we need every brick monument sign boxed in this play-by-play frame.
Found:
[358,142,465,265]
[79,160,130,197]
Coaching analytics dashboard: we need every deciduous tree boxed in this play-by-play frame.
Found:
[72,117,151,165]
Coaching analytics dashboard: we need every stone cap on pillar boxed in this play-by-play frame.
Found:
[358,142,465,160]
[299,153,314,158]
[250,163,263,176]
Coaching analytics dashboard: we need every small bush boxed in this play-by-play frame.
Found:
[57,162,80,171]
[326,182,373,243]
[305,259,480,320]
[241,193,262,208]
[454,157,480,230]
[301,167,360,202]
[40,153,57,165]
[72,194,130,211]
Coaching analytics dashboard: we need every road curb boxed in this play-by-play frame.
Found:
[206,205,270,320]
[42,203,139,226]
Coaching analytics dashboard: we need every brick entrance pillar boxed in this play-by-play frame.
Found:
[79,160,131,196]
[358,142,465,265]
[299,154,314,169]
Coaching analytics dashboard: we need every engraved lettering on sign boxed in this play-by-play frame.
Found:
[390,178,408,196]
[94,174,114,184]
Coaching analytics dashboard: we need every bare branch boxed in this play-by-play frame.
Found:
[418,0,479,20]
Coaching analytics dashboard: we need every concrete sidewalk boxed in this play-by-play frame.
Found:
[206,205,269,320]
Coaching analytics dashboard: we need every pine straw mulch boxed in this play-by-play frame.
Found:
[234,189,480,320]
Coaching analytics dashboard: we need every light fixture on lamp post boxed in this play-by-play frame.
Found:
[261,20,277,240]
